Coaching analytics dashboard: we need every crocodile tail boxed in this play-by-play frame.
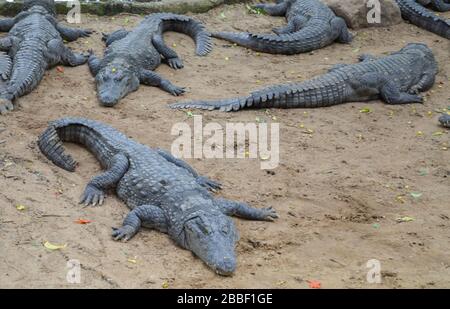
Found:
[396,0,450,39]
[170,76,348,112]
[169,97,247,112]
[157,13,213,56]
[212,31,323,55]
[38,118,78,172]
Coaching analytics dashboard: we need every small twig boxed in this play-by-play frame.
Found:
[38,214,70,218]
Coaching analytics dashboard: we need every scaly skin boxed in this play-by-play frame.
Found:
[417,0,450,12]
[170,44,437,112]
[88,13,212,107]
[211,0,352,55]
[38,117,278,276]
[0,0,91,115]
[396,0,450,39]
[439,114,450,128]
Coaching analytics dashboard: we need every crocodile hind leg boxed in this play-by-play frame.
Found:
[408,73,436,94]
[56,24,92,42]
[252,1,288,16]
[0,51,11,80]
[155,148,221,191]
[353,72,423,105]
[152,35,184,70]
[216,198,278,221]
[80,153,129,206]
[331,17,352,43]
[112,205,167,241]
[102,29,129,46]
[139,69,185,96]
[272,16,308,35]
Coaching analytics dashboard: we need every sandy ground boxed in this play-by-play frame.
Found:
[0,4,449,288]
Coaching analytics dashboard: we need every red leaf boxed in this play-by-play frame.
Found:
[75,219,91,224]
[307,280,321,289]
[56,66,64,73]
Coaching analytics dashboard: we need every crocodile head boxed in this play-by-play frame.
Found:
[95,63,140,107]
[400,43,435,61]
[184,213,239,276]
[23,0,56,15]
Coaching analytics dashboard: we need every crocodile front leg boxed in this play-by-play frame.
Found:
[155,148,221,191]
[88,50,101,75]
[47,39,88,67]
[152,35,184,69]
[216,198,278,221]
[56,24,92,42]
[112,205,167,241]
[80,153,129,206]
[140,69,185,96]
[0,18,15,32]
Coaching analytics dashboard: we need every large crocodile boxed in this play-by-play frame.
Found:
[0,0,91,115]
[88,13,212,107]
[170,43,437,112]
[395,0,450,39]
[38,117,278,275]
[211,0,352,55]
[439,114,450,127]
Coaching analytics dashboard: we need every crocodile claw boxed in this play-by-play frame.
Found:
[112,225,136,241]
[408,85,421,95]
[80,184,105,206]
[79,29,93,38]
[0,99,14,115]
[260,207,279,222]
[197,176,222,191]
[167,58,184,70]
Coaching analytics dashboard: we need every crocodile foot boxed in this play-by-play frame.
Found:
[260,207,279,221]
[197,176,222,191]
[79,184,105,206]
[167,57,184,70]
[112,225,136,241]
[0,99,14,115]
[160,80,186,96]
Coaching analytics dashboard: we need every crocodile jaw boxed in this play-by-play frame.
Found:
[96,67,139,107]
[184,215,238,276]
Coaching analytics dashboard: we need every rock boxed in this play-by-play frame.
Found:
[322,0,403,29]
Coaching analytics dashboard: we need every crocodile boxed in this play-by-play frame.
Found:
[0,0,91,115]
[170,43,437,112]
[395,0,450,39]
[417,0,450,12]
[439,114,450,127]
[211,0,352,55]
[88,13,212,107]
[38,117,278,275]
